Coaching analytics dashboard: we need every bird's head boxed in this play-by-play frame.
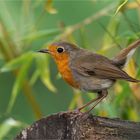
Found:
[38,42,78,61]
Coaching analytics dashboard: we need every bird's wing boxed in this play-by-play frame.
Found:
[72,54,139,82]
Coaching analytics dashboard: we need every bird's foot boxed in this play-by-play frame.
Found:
[71,109,90,121]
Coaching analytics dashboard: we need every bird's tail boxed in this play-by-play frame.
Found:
[125,76,140,83]
[112,39,140,68]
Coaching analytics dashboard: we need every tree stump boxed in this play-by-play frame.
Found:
[15,111,140,140]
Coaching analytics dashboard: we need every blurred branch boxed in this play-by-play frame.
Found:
[41,3,116,47]
[115,0,140,15]
[15,111,140,140]
[59,3,115,40]
[22,81,43,118]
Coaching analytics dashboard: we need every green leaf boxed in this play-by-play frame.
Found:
[68,95,77,110]
[87,92,96,99]
[0,52,33,73]
[0,1,17,35]
[33,0,43,8]
[68,90,83,110]
[115,0,128,15]
[35,54,56,93]
[20,29,61,42]
[0,118,21,140]
[101,101,118,117]
[29,70,40,85]
[128,109,139,121]
[6,56,33,113]
[45,0,58,14]
[113,82,130,108]
[136,67,140,78]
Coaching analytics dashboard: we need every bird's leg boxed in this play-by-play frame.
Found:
[85,89,108,114]
[77,92,103,112]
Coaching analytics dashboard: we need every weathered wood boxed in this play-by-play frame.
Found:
[15,111,140,140]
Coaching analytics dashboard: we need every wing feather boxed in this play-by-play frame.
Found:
[73,54,139,82]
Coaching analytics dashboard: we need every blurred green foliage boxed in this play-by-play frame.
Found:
[0,0,140,139]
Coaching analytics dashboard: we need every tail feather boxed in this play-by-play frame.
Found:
[120,69,140,83]
[112,39,140,68]
[126,77,140,83]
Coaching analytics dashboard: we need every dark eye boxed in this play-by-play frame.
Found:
[57,47,64,53]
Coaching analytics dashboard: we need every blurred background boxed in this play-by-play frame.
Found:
[0,0,140,139]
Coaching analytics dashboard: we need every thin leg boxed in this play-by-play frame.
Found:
[85,89,108,114]
[77,95,101,111]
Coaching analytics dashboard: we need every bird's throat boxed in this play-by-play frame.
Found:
[54,54,79,89]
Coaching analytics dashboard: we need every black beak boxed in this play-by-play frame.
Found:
[37,49,49,53]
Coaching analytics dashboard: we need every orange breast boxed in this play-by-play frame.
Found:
[54,54,79,89]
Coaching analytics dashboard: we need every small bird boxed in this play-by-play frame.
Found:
[38,40,140,113]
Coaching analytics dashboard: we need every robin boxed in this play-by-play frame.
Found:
[38,40,140,113]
